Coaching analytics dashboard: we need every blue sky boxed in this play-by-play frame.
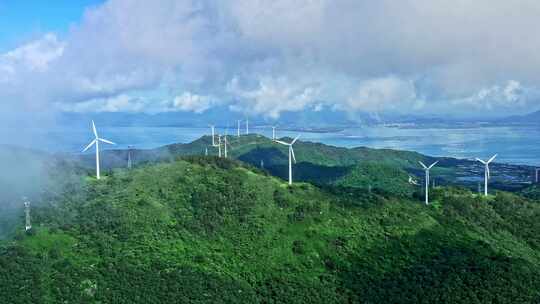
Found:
[0,0,102,51]
[1,1,539,120]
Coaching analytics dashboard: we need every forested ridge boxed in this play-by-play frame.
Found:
[1,156,540,303]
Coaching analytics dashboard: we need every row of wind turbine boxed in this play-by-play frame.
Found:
[208,123,298,184]
[418,154,498,205]
[82,120,501,200]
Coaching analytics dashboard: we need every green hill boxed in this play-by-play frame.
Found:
[1,157,540,303]
[85,134,430,169]
[76,135,536,192]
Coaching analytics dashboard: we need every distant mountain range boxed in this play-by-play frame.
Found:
[54,108,540,129]
[497,110,540,124]
[55,105,364,129]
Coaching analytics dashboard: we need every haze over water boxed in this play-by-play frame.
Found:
[2,125,540,166]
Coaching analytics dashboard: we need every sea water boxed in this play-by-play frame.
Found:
[2,125,540,166]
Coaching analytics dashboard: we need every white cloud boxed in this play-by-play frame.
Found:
[0,33,64,86]
[55,95,148,113]
[452,80,531,110]
[344,77,418,112]
[168,92,215,113]
[55,91,217,114]
[3,0,540,118]
[2,33,64,72]
[227,76,321,118]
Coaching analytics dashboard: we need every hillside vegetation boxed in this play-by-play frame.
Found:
[76,134,534,193]
[1,156,540,303]
[87,135,430,169]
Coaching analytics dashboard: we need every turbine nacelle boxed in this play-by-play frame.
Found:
[82,121,116,152]
[275,135,300,184]
[275,135,300,163]
[419,160,438,170]
[476,154,497,179]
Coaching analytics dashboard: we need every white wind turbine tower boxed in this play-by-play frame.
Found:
[275,135,300,185]
[476,154,497,196]
[82,120,116,180]
[272,126,276,141]
[210,125,217,146]
[127,145,133,169]
[246,118,249,134]
[419,160,438,205]
[218,135,222,158]
[222,127,229,158]
[24,198,31,231]
[237,120,241,137]
[224,135,228,158]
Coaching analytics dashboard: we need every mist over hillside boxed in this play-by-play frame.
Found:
[0,145,84,238]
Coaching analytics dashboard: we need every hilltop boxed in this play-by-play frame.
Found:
[1,157,540,303]
[75,134,537,192]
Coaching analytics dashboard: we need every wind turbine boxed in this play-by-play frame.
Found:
[246,118,249,135]
[224,135,228,158]
[83,120,115,180]
[210,125,216,146]
[419,160,438,205]
[24,198,31,231]
[237,120,241,137]
[272,126,276,141]
[127,145,133,169]
[275,135,300,185]
[476,154,497,196]
[218,135,222,158]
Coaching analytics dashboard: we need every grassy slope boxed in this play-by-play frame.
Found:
[1,157,539,303]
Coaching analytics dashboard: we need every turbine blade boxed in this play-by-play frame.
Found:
[82,139,96,152]
[274,140,290,146]
[99,138,116,145]
[291,134,301,145]
[291,147,296,163]
[487,154,498,163]
[92,120,98,138]
[418,161,428,169]
[486,165,490,179]
[476,158,486,164]
[428,161,439,169]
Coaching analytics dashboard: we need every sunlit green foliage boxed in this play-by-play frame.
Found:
[1,157,540,303]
